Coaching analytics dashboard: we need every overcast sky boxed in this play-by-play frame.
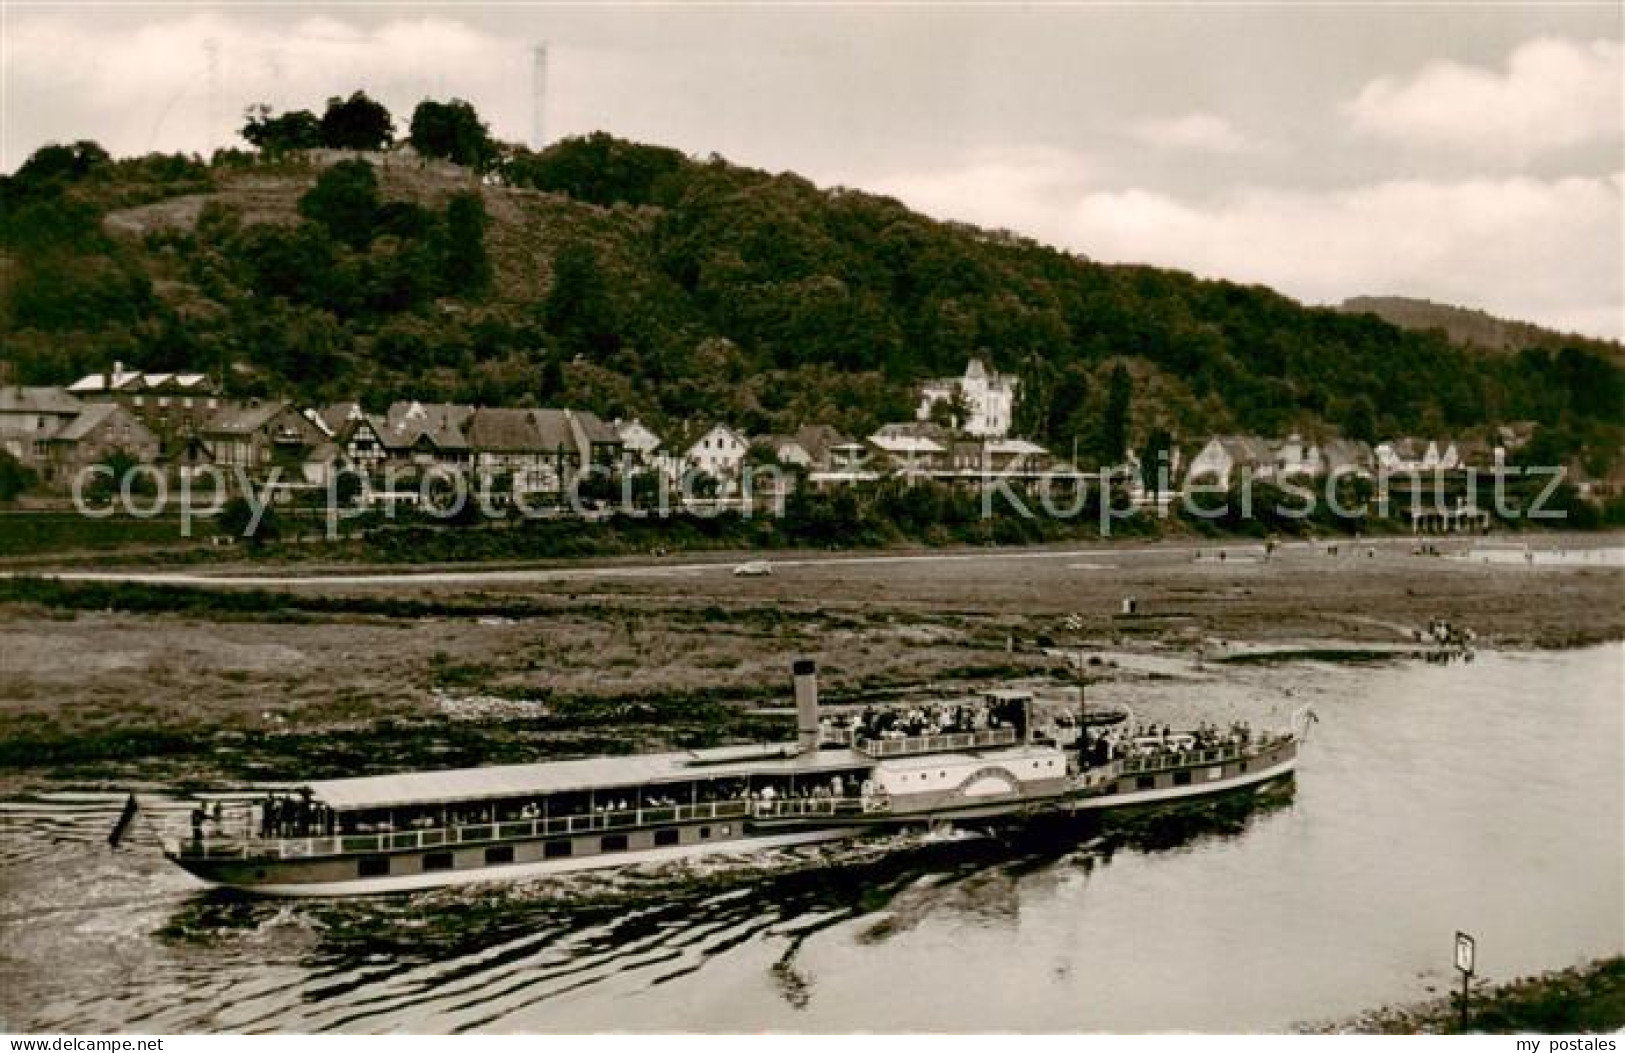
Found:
[4,3,1620,339]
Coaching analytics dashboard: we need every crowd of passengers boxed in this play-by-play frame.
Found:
[1080,721,1259,768]
[822,698,1026,744]
[238,775,873,839]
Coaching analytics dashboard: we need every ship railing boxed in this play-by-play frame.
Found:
[853,727,1018,758]
[1117,743,1250,775]
[749,797,868,819]
[179,799,754,860]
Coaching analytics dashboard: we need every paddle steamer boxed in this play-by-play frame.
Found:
[153,660,1312,895]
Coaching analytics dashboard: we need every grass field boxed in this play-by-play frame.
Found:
[1,533,1620,789]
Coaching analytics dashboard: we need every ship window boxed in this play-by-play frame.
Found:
[1136,776,1156,791]
[485,845,515,866]
[1240,761,1249,773]
[423,851,454,872]
[699,826,712,839]
[358,855,390,878]
[601,834,629,852]
[718,825,730,836]
[654,828,680,847]
[544,840,572,859]
[1174,771,1193,787]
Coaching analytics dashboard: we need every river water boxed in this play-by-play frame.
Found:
[1,645,1619,1032]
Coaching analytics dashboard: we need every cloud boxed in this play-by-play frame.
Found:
[1346,37,1622,156]
[1130,113,1254,154]
[878,156,1622,340]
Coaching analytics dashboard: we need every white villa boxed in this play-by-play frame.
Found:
[685,423,750,483]
[916,358,1019,438]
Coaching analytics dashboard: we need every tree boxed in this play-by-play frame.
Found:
[218,495,280,546]
[12,141,110,189]
[408,99,495,169]
[1096,363,1133,466]
[438,191,490,295]
[240,105,321,154]
[0,450,35,502]
[319,92,393,151]
[1139,427,1174,501]
[297,160,379,250]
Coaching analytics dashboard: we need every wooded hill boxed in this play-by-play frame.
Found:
[3,108,1621,472]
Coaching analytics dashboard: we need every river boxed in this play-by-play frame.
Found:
[1,645,1619,1032]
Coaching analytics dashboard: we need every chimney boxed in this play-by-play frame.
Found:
[793,658,820,753]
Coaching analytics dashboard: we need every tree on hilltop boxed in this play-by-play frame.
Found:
[319,92,394,151]
[409,99,495,169]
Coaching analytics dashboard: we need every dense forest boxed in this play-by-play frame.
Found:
[2,92,1620,473]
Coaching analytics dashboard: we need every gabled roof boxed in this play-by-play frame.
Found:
[0,386,83,415]
[615,418,663,449]
[205,400,294,436]
[384,401,473,451]
[687,423,749,452]
[569,409,622,446]
[793,424,858,462]
[1320,439,1374,470]
[874,420,954,443]
[466,407,545,452]
[1204,435,1275,465]
[50,403,152,444]
[68,368,214,394]
[316,402,366,435]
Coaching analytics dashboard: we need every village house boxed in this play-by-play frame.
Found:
[313,403,389,475]
[684,423,751,486]
[381,401,475,471]
[567,410,625,471]
[869,421,952,476]
[1274,434,1322,477]
[68,363,223,455]
[793,425,869,475]
[1375,438,1461,472]
[1184,436,1277,489]
[613,418,663,467]
[466,408,575,493]
[1319,439,1376,479]
[202,400,327,475]
[915,358,1020,438]
[44,403,161,481]
[0,386,84,469]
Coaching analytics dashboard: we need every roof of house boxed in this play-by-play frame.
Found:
[68,368,213,394]
[569,409,622,446]
[1203,435,1276,465]
[687,423,749,452]
[49,403,152,444]
[1320,439,1375,470]
[615,418,663,448]
[793,424,858,461]
[466,408,546,452]
[205,400,295,436]
[316,402,366,435]
[384,401,473,450]
[869,432,946,455]
[0,386,84,415]
[874,420,954,443]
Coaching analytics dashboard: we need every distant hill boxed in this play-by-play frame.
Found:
[2,128,1621,472]
[1339,296,1621,358]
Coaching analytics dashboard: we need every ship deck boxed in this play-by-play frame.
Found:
[304,742,875,811]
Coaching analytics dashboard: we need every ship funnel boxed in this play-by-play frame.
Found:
[793,658,820,753]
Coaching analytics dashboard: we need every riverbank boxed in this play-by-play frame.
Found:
[1310,957,1625,1034]
[1,534,1620,791]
